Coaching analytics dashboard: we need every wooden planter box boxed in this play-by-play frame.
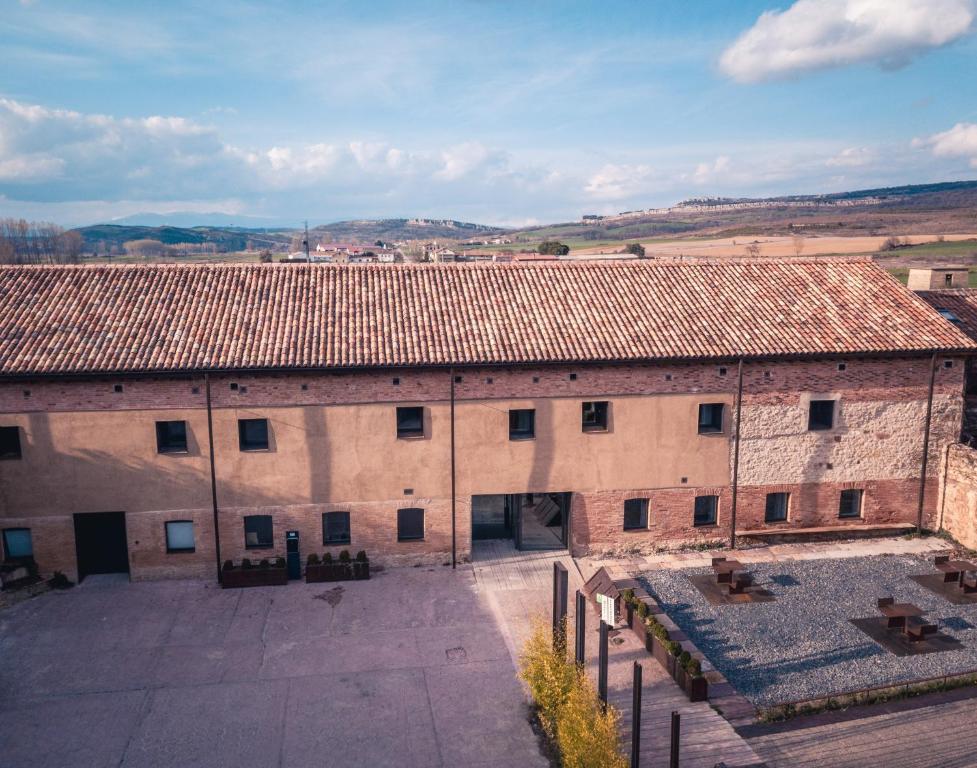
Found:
[627,603,709,703]
[305,561,370,583]
[221,566,288,589]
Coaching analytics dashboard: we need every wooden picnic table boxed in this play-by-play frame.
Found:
[712,559,745,584]
[938,560,977,586]
[879,602,925,630]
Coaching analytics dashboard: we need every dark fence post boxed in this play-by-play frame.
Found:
[575,590,586,666]
[598,619,609,706]
[553,562,568,652]
[670,711,680,768]
[631,662,642,768]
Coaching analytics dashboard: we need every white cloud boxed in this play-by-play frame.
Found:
[826,146,875,167]
[584,164,659,201]
[720,0,975,83]
[692,156,731,184]
[913,122,977,167]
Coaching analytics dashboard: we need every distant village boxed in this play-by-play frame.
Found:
[281,234,546,265]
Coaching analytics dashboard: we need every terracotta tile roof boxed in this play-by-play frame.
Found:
[916,289,977,343]
[0,259,972,376]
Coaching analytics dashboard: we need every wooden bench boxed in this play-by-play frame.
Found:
[736,523,916,538]
[729,573,753,595]
[906,616,938,642]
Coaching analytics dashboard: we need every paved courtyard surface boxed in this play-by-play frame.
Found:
[0,567,547,768]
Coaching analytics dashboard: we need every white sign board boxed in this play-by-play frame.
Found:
[596,593,615,626]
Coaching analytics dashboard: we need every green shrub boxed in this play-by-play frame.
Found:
[636,602,650,619]
[679,650,691,668]
[355,550,368,562]
[338,549,351,563]
[619,588,635,606]
[666,640,682,657]
[241,558,252,569]
[275,557,286,569]
[307,553,320,566]
[323,552,333,564]
[258,559,270,569]
[222,560,234,571]
[686,658,702,677]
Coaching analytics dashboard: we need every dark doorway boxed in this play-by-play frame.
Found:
[73,511,129,581]
[471,493,569,551]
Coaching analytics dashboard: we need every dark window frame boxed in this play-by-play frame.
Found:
[0,426,22,460]
[623,498,649,531]
[155,420,189,454]
[322,511,352,545]
[509,409,536,440]
[397,507,425,542]
[396,406,425,439]
[697,403,725,434]
[243,514,274,549]
[582,401,609,432]
[164,520,196,553]
[238,418,270,451]
[808,400,835,431]
[2,526,33,561]
[693,495,719,527]
[839,489,863,519]
[764,492,789,523]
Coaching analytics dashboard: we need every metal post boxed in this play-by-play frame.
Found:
[450,368,456,569]
[575,590,586,666]
[730,358,744,549]
[553,562,568,651]
[204,373,223,585]
[598,619,609,706]
[669,711,680,768]
[630,662,642,768]
[917,352,938,533]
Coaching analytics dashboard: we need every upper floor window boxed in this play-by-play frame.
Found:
[323,511,351,545]
[808,400,835,431]
[509,409,536,440]
[697,403,724,434]
[623,498,649,531]
[693,495,718,527]
[396,407,424,439]
[839,489,863,519]
[2,527,32,561]
[0,426,22,460]
[764,492,789,523]
[165,521,195,553]
[238,418,269,451]
[244,514,273,549]
[156,420,188,454]
[582,401,609,432]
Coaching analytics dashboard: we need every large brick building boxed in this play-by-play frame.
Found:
[0,259,972,582]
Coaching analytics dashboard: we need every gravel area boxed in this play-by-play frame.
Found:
[640,555,977,706]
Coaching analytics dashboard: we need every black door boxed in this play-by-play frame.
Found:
[74,512,129,580]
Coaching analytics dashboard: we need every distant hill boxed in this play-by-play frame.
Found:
[73,224,291,253]
[310,217,507,243]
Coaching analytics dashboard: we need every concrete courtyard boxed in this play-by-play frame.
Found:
[0,567,548,768]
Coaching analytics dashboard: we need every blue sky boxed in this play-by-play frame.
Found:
[2,0,977,227]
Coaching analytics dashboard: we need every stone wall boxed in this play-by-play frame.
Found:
[939,443,977,551]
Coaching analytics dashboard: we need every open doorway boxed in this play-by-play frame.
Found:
[471,493,569,551]
[73,511,129,581]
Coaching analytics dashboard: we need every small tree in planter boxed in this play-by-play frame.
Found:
[221,557,287,588]
[306,550,370,583]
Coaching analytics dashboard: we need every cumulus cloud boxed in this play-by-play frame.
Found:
[826,146,875,167]
[584,164,659,201]
[720,0,975,83]
[913,122,977,167]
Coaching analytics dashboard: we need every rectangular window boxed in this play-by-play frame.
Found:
[165,521,195,553]
[238,418,269,451]
[396,406,424,438]
[155,420,188,454]
[808,400,835,431]
[839,489,863,519]
[697,404,724,434]
[2,527,32,560]
[509,409,536,440]
[0,426,22,460]
[764,492,789,523]
[582,401,609,432]
[693,495,718,527]
[244,514,273,549]
[398,508,425,541]
[623,498,649,531]
[323,511,351,545]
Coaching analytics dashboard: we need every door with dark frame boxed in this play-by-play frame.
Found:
[73,511,130,581]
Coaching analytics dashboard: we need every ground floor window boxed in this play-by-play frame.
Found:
[244,515,273,548]
[839,489,863,518]
[693,495,718,526]
[323,511,351,545]
[165,521,195,553]
[2,527,32,560]
[764,492,789,523]
[398,508,424,541]
[0,426,22,460]
[623,498,648,530]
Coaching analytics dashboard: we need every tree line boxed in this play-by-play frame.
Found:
[0,219,84,264]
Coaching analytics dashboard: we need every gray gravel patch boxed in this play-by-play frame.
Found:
[640,555,977,706]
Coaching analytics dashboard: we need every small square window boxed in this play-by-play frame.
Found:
[764,492,789,523]
[509,409,535,440]
[0,426,22,460]
[623,499,649,531]
[838,363,847,371]
[808,400,835,431]
[165,521,195,553]
[392,377,400,386]
[155,420,188,454]
[398,508,425,541]
[569,373,577,381]
[114,384,123,393]
[582,401,609,432]
[238,418,269,451]
[718,367,727,376]
[230,382,239,391]
[694,495,718,527]
[244,515,273,548]
[945,360,954,369]
[454,375,463,383]
[396,406,424,438]
[839,489,863,519]
[2,527,32,560]
[698,403,724,434]
[323,511,351,545]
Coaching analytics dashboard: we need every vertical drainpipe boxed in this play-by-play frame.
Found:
[917,352,939,533]
[205,373,223,584]
[729,359,745,550]
[450,367,457,569]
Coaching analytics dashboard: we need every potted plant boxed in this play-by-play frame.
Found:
[221,557,287,588]
[352,550,370,580]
